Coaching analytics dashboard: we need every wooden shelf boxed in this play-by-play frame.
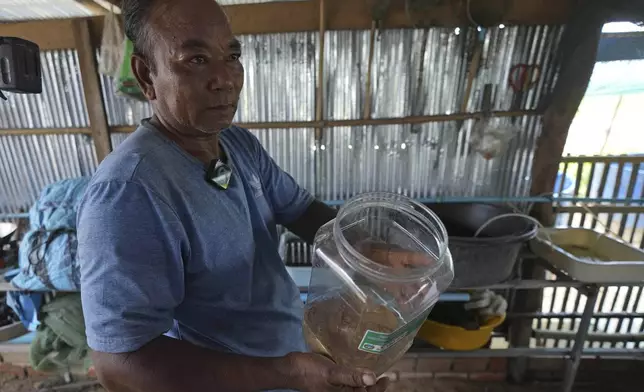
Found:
[0,281,17,292]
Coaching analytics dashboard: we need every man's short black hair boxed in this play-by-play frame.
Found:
[121,0,160,59]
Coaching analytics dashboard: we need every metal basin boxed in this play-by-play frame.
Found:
[0,222,17,245]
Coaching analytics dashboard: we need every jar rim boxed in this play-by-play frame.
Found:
[333,192,449,283]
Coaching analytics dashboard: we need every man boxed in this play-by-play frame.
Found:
[77,0,390,391]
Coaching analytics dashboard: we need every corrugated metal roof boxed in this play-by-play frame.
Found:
[0,25,562,213]
[0,0,95,21]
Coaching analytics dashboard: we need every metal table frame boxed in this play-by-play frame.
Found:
[411,270,644,392]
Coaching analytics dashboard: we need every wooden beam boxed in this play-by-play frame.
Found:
[114,109,540,133]
[0,128,93,136]
[0,323,27,342]
[75,0,109,15]
[92,0,122,13]
[3,109,540,136]
[0,0,576,50]
[0,18,77,51]
[72,19,113,162]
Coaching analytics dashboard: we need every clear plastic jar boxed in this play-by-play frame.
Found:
[303,193,454,375]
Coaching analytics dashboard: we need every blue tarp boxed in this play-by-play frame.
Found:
[12,177,90,291]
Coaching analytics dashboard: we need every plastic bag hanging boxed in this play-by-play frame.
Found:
[98,7,124,77]
[470,117,517,160]
[116,39,147,101]
[469,84,517,160]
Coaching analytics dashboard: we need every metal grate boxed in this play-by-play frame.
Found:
[538,155,644,349]
[283,240,313,267]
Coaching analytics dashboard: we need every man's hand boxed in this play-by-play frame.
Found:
[356,242,436,312]
[287,352,389,392]
[360,242,434,269]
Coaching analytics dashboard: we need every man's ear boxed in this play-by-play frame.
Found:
[131,54,156,101]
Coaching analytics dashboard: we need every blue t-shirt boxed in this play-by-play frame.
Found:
[77,120,313,357]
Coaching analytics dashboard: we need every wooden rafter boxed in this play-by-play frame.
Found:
[75,0,109,15]
[0,0,577,51]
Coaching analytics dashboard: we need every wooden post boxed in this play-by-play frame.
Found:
[531,23,604,224]
[315,0,326,141]
[72,18,113,162]
[460,34,483,114]
[362,21,376,120]
[508,3,606,383]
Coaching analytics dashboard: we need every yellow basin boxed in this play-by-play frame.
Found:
[417,314,505,351]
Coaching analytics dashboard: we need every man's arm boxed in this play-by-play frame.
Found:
[285,200,336,244]
[93,336,385,392]
[93,336,289,392]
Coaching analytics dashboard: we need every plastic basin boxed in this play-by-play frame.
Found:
[416,315,505,351]
[424,203,538,288]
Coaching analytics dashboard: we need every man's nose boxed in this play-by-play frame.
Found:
[207,65,234,91]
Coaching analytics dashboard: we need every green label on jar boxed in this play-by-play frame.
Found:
[357,285,439,354]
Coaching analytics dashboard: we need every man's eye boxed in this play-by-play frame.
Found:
[190,56,207,64]
[228,53,241,61]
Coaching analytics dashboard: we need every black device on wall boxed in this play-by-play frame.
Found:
[0,37,42,100]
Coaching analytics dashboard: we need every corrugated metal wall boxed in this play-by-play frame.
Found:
[318,115,542,200]
[0,49,95,213]
[0,50,89,129]
[0,134,97,213]
[103,32,319,126]
[0,25,562,213]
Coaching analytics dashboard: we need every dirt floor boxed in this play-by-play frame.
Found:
[0,373,637,392]
[0,372,102,392]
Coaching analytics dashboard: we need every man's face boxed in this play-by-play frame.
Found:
[135,0,244,134]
